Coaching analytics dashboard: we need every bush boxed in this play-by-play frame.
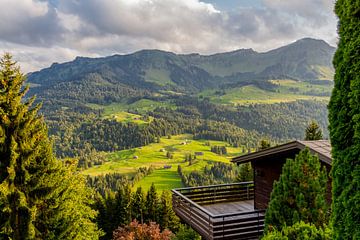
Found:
[262,221,331,240]
[113,220,173,240]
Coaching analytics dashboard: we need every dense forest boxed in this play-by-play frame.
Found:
[42,94,328,168]
[178,162,253,187]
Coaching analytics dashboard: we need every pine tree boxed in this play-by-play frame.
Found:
[264,148,329,233]
[114,186,128,226]
[158,191,179,232]
[259,139,271,150]
[236,163,253,182]
[304,120,323,140]
[328,0,360,239]
[0,54,101,239]
[132,187,145,223]
[123,184,133,223]
[146,183,159,223]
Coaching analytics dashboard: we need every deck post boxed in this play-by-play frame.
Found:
[247,184,250,199]
[189,201,192,226]
[222,215,225,238]
[257,211,261,237]
[208,215,211,240]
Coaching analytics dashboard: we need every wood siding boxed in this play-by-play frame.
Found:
[253,158,286,209]
[252,150,332,210]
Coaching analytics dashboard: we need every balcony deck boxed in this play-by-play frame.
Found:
[172,182,265,240]
[203,200,254,215]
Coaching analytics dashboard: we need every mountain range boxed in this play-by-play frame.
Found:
[28,38,335,102]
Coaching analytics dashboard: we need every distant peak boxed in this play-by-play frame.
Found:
[133,49,175,55]
[232,48,256,54]
[210,48,257,57]
[293,38,332,47]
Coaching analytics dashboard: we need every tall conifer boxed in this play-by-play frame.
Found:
[328,0,360,238]
[304,120,323,140]
[0,54,101,239]
[264,148,328,233]
[146,183,159,223]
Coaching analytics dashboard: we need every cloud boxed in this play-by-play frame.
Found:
[57,0,223,50]
[0,0,338,73]
[0,0,64,46]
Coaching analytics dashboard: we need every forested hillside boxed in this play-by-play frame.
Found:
[23,38,334,163]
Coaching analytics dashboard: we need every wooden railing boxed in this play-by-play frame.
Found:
[172,182,265,240]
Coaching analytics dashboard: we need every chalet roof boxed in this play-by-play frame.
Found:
[232,140,332,165]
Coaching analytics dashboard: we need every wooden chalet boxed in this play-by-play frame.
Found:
[172,140,332,240]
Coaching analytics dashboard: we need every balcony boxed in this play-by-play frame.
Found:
[172,182,265,240]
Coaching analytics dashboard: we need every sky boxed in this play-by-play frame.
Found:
[0,0,338,73]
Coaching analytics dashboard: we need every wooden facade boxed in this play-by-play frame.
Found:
[172,140,332,239]
[232,140,332,209]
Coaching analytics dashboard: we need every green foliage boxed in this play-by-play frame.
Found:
[166,151,174,159]
[259,139,271,150]
[210,145,227,155]
[0,53,101,239]
[87,167,154,196]
[94,184,180,239]
[173,224,201,240]
[176,97,328,140]
[305,120,323,140]
[236,162,253,182]
[328,0,360,239]
[178,162,252,187]
[264,148,329,233]
[262,221,331,240]
[146,183,159,223]
[158,191,180,233]
[132,187,146,224]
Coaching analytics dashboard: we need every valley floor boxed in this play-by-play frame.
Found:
[82,134,244,192]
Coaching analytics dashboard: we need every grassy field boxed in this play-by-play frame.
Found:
[87,99,175,124]
[103,111,153,125]
[269,79,333,96]
[82,134,243,192]
[144,68,175,86]
[199,84,330,106]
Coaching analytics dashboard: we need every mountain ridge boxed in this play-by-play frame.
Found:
[28,38,335,103]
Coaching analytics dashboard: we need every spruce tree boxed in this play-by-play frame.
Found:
[158,191,179,232]
[305,120,323,140]
[0,53,101,239]
[264,148,328,233]
[328,0,360,239]
[259,139,271,150]
[132,187,145,223]
[145,183,159,223]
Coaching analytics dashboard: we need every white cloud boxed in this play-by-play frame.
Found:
[0,0,338,73]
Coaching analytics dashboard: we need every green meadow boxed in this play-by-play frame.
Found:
[199,83,330,106]
[88,99,175,116]
[104,111,153,125]
[82,134,243,192]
